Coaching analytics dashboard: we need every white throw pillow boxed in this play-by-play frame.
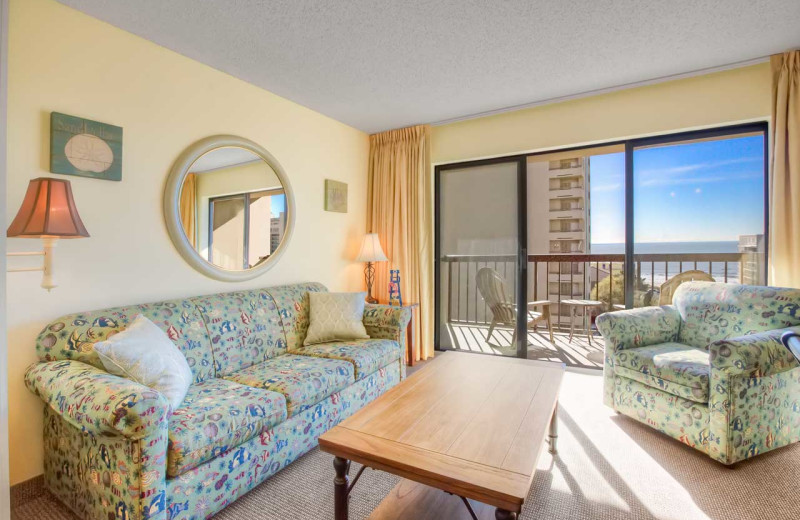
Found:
[94,314,193,410]
[304,292,370,346]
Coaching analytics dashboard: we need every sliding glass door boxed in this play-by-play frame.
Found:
[436,158,526,358]
[435,122,768,366]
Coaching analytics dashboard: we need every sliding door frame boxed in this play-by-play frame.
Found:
[435,155,528,358]
[434,121,769,353]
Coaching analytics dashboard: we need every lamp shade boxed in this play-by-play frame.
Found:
[355,233,388,262]
[7,177,90,238]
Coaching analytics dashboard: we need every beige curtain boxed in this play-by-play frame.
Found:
[368,125,434,361]
[770,51,800,287]
[180,173,198,248]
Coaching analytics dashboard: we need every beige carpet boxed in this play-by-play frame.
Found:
[13,370,800,520]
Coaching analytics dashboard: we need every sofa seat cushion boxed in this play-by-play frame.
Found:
[224,354,354,416]
[167,378,287,477]
[613,343,710,403]
[298,338,401,380]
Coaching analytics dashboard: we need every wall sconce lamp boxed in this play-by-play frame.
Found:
[355,233,388,304]
[6,177,90,291]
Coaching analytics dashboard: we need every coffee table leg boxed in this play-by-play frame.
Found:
[548,401,558,454]
[333,456,349,520]
[495,509,518,519]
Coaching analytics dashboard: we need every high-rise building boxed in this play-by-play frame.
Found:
[270,211,286,253]
[738,234,765,285]
[528,155,591,327]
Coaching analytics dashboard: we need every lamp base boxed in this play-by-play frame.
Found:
[364,261,378,304]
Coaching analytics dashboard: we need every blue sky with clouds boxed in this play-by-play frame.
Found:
[589,134,765,245]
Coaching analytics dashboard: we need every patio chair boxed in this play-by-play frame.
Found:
[476,267,554,345]
[658,270,714,305]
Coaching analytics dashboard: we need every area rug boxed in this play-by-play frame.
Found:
[13,370,800,519]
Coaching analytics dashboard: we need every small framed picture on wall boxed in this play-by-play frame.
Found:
[324,179,348,213]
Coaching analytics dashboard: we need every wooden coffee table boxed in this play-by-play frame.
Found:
[318,351,564,519]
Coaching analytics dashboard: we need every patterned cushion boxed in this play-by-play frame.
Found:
[298,339,401,380]
[167,378,287,477]
[674,282,800,349]
[35,298,214,384]
[224,354,354,416]
[614,343,709,402]
[266,283,328,351]
[191,290,287,376]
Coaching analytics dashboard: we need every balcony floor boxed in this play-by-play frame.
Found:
[443,322,603,369]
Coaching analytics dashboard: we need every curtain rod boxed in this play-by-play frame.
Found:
[430,56,769,127]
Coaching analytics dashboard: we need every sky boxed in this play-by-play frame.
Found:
[271,193,286,218]
[589,134,765,246]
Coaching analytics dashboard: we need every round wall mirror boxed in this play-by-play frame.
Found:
[164,135,295,281]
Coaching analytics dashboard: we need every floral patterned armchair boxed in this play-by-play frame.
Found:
[596,281,800,465]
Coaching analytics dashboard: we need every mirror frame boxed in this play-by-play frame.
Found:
[164,135,295,281]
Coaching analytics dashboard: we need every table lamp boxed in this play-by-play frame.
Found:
[7,177,90,291]
[355,233,388,304]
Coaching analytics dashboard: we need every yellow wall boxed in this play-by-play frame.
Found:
[432,63,771,164]
[6,0,368,484]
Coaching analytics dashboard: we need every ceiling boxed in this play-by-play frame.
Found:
[57,0,800,134]
[188,147,262,173]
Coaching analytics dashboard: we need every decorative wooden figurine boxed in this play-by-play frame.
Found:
[388,269,403,306]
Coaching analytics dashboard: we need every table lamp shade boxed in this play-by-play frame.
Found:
[355,233,388,262]
[7,177,90,238]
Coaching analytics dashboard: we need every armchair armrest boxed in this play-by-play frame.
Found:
[363,304,412,341]
[595,305,681,353]
[25,360,170,439]
[709,326,800,377]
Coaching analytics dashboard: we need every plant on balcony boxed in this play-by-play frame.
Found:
[590,272,653,309]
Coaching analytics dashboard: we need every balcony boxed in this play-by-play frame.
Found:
[439,252,752,368]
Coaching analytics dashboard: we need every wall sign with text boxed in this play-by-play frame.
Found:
[50,112,123,181]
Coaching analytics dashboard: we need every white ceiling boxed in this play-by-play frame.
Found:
[57,0,800,134]
[188,147,262,173]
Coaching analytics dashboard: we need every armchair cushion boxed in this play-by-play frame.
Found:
[224,354,354,416]
[25,360,169,439]
[298,338,401,380]
[167,378,286,477]
[596,305,681,353]
[613,343,709,402]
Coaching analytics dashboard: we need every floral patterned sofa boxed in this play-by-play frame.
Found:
[596,281,800,465]
[24,282,410,520]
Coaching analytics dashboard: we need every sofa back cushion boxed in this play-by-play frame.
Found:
[266,283,328,351]
[674,281,800,349]
[36,298,215,384]
[191,289,287,376]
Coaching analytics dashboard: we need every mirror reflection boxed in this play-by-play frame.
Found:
[179,147,288,271]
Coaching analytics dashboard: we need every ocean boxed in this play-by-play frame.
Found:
[590,241,751,286]
[591,241,739,254]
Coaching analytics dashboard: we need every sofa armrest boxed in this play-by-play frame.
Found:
[363,304,412,342]
[25,360,170,439]
[709,326,800,377]
[595,305,681,353]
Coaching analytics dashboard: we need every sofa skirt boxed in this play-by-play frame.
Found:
[613,374,710,455]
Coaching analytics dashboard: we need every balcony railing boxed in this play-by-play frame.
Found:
[440,252,754,331]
